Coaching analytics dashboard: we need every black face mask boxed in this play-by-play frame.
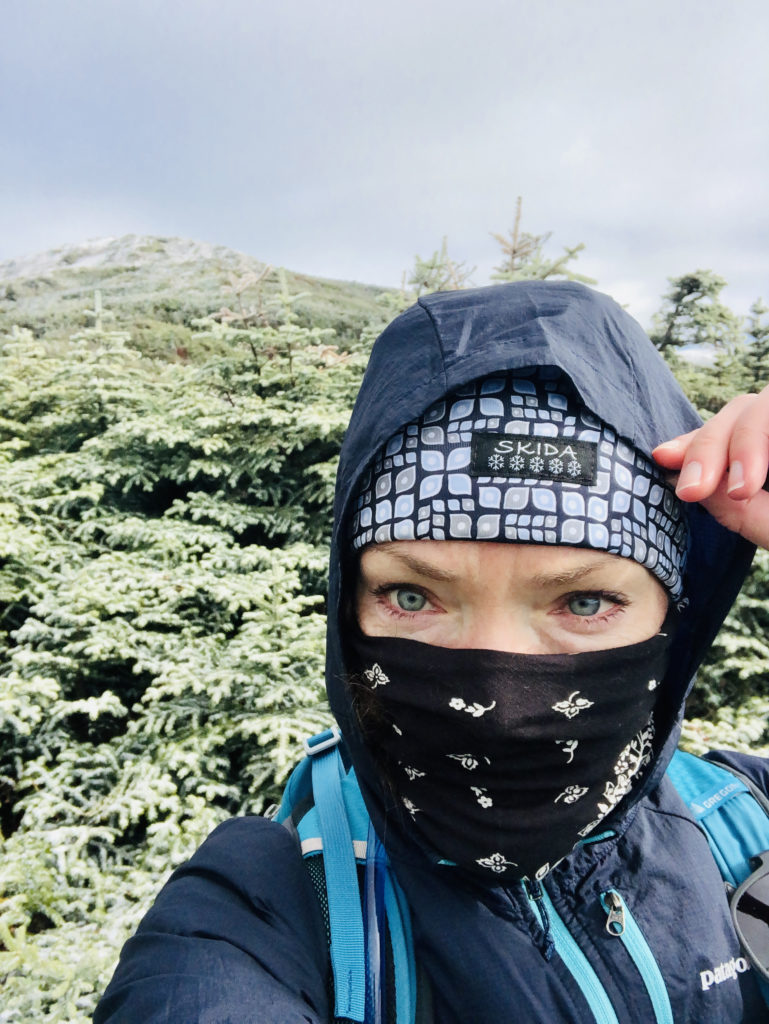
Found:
[346,625,673,882]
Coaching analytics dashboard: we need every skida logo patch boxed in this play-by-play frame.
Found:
[700,955,751,991]
[470,434,599,485]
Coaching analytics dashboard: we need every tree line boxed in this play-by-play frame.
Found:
[0,214,767,1020]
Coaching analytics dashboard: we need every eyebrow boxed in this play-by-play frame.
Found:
[373,545,459,583]
[374,544,614,589]
[529,563,615,588]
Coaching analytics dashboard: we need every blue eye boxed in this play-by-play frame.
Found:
[568,594,602,617]
[395,589,427,612]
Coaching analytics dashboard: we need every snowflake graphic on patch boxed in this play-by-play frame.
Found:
[552,691,594,718]
[529,455,544,474]
[449,697,497,717]
[403,765,425,780]
[476,851,517,873]
[364,663,389,688]
[567,459,582,478]
[548,457,563,474]
[510,454,525,472]
[488,453,504,471]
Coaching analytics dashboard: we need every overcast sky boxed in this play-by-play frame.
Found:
[2,0,767,326]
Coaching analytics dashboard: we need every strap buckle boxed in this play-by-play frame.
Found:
[303,726,342,757]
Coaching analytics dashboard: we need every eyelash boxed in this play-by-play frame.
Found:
[371,583,433,619]
[557,590,629,628]
[371,584,630,626]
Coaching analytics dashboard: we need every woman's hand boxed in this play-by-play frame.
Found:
[652,385,769,550]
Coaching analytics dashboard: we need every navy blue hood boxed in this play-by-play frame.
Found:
[326,280,754,867]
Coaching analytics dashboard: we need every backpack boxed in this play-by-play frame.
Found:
[276,730,769,1023]
[276,728,424,1024]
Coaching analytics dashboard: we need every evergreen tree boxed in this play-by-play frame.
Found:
[1,244,767,1021]
[0,296,367,1020]
[649,270,743,354]
[407,237,475,296]
[490,197,596,284]
[742,299,769,391]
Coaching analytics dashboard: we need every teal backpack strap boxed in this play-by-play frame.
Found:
[303,728,367,1023]
[667,750,769,1008]
[277,730,422,1024]
[363,823,419,1024]
[384,868,418,1024]
[666,749,769,887]
[706,755,769,818]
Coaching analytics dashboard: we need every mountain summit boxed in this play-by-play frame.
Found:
[0,234,385,343]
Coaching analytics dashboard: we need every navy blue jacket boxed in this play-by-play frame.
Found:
[96,282,768,1022]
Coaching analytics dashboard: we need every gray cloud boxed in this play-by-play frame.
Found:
[2,0,767,326]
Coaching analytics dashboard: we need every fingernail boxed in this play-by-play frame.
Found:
[676,461,702,493]
[727,461,745,494]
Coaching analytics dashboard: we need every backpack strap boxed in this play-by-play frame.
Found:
[667,749,769,1009]
[277,730,422,1024]
[706,754,769,818]
[666,748,769,887]
[304,729,367,1022]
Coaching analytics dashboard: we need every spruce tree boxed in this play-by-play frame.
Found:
[490,197,596,284]
[649,270,743,354]
[0,296,367,1020]
[2,244,767,1020]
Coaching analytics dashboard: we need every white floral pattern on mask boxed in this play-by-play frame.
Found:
[554,785,589,804]
[477,852,518,873]
[449,697,497,717]
[556,739,579,763]
[471,786,493,808]
[577,719,655,839]
[347,621,671,882]
[364,663,389,688]
[552,691,595,718]
[447,753,480,770]
[402,796,420,818]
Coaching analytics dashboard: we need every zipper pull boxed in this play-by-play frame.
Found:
[520,878,555,961]
[603,890,626,936]
[524,878,543,901]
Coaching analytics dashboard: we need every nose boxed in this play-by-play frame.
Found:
[459,610,548,655]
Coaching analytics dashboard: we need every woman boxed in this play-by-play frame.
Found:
[96,281,769,1022]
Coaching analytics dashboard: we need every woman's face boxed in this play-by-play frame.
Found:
[356,541,669,655]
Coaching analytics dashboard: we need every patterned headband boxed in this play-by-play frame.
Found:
[348,370,688,599]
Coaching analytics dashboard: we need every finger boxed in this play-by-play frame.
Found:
[699,483,769,550]
[652,430,700,470]
[723,387,769,499]
[671,396,755,502]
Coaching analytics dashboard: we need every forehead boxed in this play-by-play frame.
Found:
[359,540,658,588]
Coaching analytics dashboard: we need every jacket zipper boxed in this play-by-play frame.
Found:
[523,880,620,1024]
[600,889,673,1024]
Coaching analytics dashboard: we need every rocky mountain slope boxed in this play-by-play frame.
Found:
[0,234,386,349]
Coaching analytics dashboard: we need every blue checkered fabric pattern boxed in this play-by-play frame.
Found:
[349,370,688,599]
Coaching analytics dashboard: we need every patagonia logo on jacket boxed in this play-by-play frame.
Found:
[700,955,751,991]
